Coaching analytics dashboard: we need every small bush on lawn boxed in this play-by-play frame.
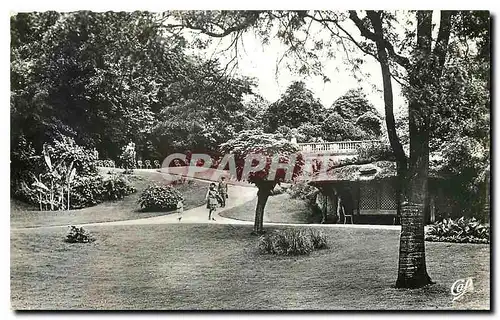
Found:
[308,229,328,249]
[65,226,95,243]
[258,229,328,256]
[102,174,136,200]
[138,183,183,211]
[425,217,490,244]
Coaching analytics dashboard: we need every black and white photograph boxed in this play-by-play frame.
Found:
[8,6,491,311]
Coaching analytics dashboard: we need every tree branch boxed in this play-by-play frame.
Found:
[350,11,411,70]
[356,10,408,168]
[182,13,260,38]
[304,11,409,88]
[433,10,455,77]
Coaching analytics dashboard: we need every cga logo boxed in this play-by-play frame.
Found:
[451,277,474,301]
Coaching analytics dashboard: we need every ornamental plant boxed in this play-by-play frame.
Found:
[138,183,183,211]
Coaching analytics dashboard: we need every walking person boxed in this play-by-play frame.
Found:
[205,183,221,221]
[176,199,184,222]
[218,176,229,208]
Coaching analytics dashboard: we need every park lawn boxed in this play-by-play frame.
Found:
[11,224,489,310]
[11,169,209,229]
[220,193,315,224]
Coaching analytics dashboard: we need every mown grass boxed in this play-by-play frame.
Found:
[220,193,313,224]
[11,169,209,229]
[11,224,489,310]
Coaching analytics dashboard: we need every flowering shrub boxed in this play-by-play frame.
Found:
[102,174,136,200]
[308,229,328,249]
[425,217,489,244]
[70,175,105,209]
[138,184,183,211]
[99,159,115,167]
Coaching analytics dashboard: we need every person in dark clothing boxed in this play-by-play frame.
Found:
[205,183,222,221]
[218,176,229,207]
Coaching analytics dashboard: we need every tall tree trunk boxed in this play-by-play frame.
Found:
[396,10,454,288]
[252,181,275,234]
[395,10,434,288]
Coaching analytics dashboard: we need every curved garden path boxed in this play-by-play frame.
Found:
[82,184,257,227]
[13,181,399,231]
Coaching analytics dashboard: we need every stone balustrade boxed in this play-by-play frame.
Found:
[297,140,382,155]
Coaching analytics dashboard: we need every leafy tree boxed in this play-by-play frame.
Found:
[242,94,270,131]
[434,136,489,220]
[330,88,380,122]
[151,60,255,155]
[319,89,383,141]
[296,122,324,143]
[173,9,489,288]
[11,10,260,177]
[321,112,366,141]
[263,81,325,132]
[356,111,382,138]
[11,12,182,158]
[219,130,304,234]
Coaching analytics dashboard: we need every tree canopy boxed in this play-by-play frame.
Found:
[262,81,325,132]
[219,129,304,233]
[11,11,261,164]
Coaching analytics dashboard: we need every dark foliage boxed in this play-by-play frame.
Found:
[138,184,184,211]
[65,226,95,243]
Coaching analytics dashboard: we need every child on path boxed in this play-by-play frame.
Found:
[176,199,184,222]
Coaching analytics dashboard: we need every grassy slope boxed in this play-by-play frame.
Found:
[11,169,209,229]
[11,224,489,310]
[220,193,314,224]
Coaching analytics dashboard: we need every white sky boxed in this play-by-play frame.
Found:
[185,17,407,115]
[181,10,453,117]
